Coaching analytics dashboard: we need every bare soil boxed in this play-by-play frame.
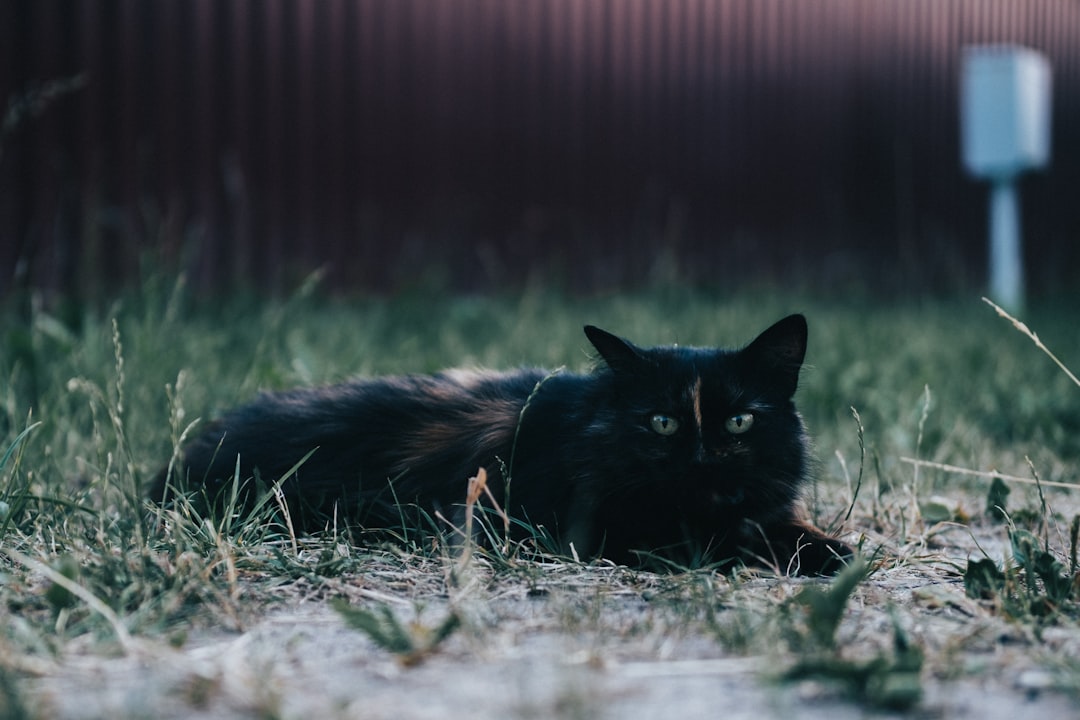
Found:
[21,505,1080,720]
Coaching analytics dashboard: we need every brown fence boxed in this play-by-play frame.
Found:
[3,0,1080,301]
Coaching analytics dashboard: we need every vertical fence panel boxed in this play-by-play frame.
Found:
[2,0,1080,300]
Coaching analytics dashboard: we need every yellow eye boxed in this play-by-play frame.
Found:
[650,414,680,436]
[725,413,754,434]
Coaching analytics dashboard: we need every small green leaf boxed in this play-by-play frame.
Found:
[864,668,923,711]
[964,558,1004,600]
[1009,529,1040,571]
[792,556,870,649]
[428,611,462,647]
[919,496,953,524]
[985,476,1011,522]
[44,556,80,611]
[0,422,43,473]
[1032,549,1071,604]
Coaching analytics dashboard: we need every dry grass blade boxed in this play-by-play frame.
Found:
[272,484,300,557]
[898,457,1080,491]
[459,468,484,564]
[459,467,511,564]
[842,406,865,525]
[982,297,1080,390]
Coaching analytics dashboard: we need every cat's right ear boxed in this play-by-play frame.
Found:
[584,325,646,372]
[742,313,808,396]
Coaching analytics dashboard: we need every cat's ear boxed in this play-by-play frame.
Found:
[584,325,646,372]
[742,314,807,395]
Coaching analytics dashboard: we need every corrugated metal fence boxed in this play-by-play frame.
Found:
[3,0,1080,300]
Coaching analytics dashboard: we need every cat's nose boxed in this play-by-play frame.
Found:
[695,443,738,462]
[710,488,745,506]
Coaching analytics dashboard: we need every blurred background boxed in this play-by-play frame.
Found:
[3,0,1079,307]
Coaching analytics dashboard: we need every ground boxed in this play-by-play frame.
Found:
[19,519,1080,719]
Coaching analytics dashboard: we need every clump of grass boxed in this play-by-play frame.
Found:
[970,549,1074,628]
[915,301,1080,628]
[0,419,43,539]
[963,516,1080,625]
[0,307,301,656]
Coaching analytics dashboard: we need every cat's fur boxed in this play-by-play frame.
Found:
[150,315,851,574]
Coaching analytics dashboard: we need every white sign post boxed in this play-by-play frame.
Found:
[960,46,1051,312]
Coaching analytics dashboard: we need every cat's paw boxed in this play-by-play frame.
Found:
[793,535,853,576]
[746,520,853,576]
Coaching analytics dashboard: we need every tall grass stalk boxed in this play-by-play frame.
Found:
[983,297,1080,389]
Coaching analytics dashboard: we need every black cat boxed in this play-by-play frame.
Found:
[150,314,851,574]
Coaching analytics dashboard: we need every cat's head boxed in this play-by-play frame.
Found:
[581,315,810,528]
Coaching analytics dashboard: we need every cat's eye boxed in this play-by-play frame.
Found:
[650,414,680,436]
[725,413,754,434]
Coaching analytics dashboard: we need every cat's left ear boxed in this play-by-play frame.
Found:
[742,314,808,396]
[584,325,646,372]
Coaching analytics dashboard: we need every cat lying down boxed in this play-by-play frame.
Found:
[150,315,852,575]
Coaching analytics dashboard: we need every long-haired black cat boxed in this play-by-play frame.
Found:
[150,315,851,575]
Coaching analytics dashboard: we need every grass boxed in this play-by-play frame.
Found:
[2,277,1080,717]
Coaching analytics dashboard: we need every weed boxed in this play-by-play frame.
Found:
[963,521,1080,624]
[782,607,924,710]
[946,301,1080,628]
[776,558,924,710]
[785,557,870,651]
[986,476,1012,522]
[332,599,462,666]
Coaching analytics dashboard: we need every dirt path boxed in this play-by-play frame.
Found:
[23,521,1080,720]
[24,599,1079,720]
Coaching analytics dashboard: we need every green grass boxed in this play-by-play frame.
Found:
[2,277,1080,716]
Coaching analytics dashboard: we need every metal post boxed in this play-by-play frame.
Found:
[989,179,1023,312]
